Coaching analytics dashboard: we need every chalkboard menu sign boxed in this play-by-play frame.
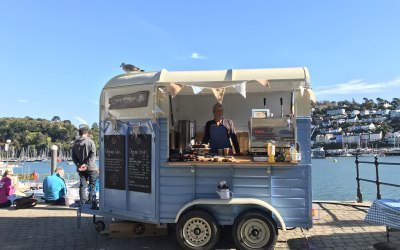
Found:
[128,134,152,193]
[109,91,149,109]
[104,135,125,190]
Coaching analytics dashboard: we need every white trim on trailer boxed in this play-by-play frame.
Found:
[174,198,287,231]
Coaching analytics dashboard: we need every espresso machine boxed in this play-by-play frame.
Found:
[177,120,196,152]
[248,117,294,155]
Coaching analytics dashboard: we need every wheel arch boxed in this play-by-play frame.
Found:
[174,198,286,231]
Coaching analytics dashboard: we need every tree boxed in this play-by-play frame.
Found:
[391,98,400,108]
[91,122,99,130]
[52,116,61,122]
[0,117,78,153]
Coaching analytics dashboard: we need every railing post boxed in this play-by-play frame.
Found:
[374,156,381,199]
[51,145,58,174]
[355,155,363,203]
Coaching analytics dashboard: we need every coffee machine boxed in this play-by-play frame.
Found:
[249,117,294,153]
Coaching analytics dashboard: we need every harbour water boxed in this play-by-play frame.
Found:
[312,156,400,201]
[10,156,400,202]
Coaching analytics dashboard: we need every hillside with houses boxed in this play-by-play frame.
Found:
[311,98,400,156]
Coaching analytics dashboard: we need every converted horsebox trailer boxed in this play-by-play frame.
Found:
[80,67,315,249]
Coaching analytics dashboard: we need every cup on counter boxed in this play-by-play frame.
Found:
[224,148,232,156]
[217,149,223,156]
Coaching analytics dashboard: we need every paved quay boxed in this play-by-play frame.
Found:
[0,201,399,250]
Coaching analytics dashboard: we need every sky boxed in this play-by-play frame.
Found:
[1,1,400,127]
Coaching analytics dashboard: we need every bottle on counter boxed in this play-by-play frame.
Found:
[268,142,275,163]
[290,143,297,162]
[285,148,291,162]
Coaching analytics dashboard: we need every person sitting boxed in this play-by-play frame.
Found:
[202,103,241,155]
[43,167,67,205]
[0,170,16,208]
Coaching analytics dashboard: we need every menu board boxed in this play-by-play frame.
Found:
[104,135,125,190]
[128,134,152,193]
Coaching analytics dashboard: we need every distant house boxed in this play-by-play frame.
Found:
[346,116,358,123]
[360,110,370,116]
[360,132,382,143]
[359,117,386,123]
[319,127,342,134]
[343,134,360,145]
[376,109,390,115]
[313,117,323,125]
[351,110,360,116]
[372,116,387,123]
[330,127,343,133]
[327,108,346,116]
[390,110,400,118]
[316,134,335,144]
[384,131,400,145]
[383,102,392,108]
[348,123,375,132]
[335,134,343,143]
[370,132,382,141]
[321,118,332,127]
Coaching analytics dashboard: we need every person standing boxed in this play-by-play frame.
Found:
[202,103,240,155]
[43,167,66,205]
[32,170,38,183]
[72,126,98,205]
[0,170,16,208]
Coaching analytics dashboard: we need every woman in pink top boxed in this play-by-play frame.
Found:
[0,170,16,208]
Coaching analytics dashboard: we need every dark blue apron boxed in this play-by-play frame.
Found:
[210,120,232,154]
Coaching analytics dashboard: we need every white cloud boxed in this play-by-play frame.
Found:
[17,99,28,103]
[75,116,87,125]
[90,100,99,106]
[190,52,206,60]
[387,77,400,86]
[314,77,400,100]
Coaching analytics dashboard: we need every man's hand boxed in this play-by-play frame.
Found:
[78,164,87,172]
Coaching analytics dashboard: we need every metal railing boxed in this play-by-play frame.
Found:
[355,155,400,202]
[15,172,79,182]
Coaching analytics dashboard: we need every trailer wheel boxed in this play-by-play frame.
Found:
[232,210,277,250]
[176,209,220,250]
[94,220,105,232]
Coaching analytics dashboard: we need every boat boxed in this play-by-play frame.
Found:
[311,147,326,158]
[0,162,19,176]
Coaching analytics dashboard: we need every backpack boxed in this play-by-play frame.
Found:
[14,194,38,209]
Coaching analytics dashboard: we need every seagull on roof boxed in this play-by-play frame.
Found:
[120,63,144,73]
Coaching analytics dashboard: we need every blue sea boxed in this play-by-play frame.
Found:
[12,156,400,202]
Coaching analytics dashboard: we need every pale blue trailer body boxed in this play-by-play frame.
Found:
[91,67,314,247]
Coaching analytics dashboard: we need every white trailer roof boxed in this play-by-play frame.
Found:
[100,67,314,121]
[103,67,310,94]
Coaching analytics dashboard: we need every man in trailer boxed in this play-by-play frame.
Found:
[202,103,241,155]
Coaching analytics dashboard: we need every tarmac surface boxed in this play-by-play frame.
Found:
[0,201,399,250]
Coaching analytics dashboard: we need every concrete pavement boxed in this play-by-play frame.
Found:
[0,201,399,249]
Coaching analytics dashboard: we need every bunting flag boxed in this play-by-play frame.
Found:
[153,104,166,115]
[299,86,305,96]
[111,118,117,131]
[170,82,183,97]
[191,85,203,95]
[255,79,270,88]
[212,88,225,103]
[234,81,247,99]
[307,89,316,103]
[133,126,139,137]
[157,87,166,100]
